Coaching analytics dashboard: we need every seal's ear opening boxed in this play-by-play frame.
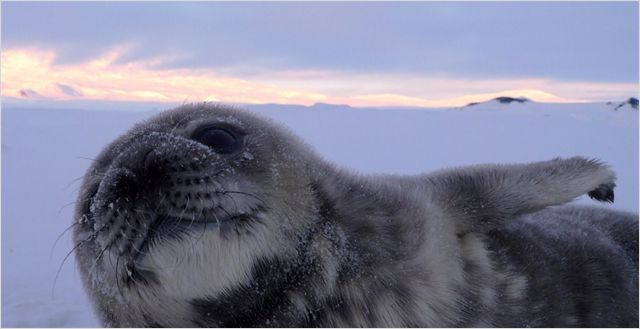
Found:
[191,124,244,154]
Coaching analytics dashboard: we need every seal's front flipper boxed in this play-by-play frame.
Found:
[588,183,615,203]
[426,156,617,234]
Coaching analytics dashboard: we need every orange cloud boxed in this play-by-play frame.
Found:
[1,47,327,105]
[1,47,636,108]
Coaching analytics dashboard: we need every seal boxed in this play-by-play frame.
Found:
[73,103,638,327]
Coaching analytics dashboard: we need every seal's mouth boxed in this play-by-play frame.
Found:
[82,180,264,272]
[132,214,231,262]
[79,191,262,286]
[144,213,243,246]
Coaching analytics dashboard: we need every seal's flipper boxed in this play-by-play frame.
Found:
[426,157,617,234]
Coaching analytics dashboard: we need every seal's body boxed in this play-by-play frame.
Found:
[73,104,638,327]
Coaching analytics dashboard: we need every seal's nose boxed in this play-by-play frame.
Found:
[90,139,168,221]
[89,131,218,220]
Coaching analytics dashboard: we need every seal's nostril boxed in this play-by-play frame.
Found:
[92,167,138,212]
[115,172,138,197]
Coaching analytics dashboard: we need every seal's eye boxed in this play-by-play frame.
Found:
[192,125,243,154]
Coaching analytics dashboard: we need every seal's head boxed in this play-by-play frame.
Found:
[73,104,327,327]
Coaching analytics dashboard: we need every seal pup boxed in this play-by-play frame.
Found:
[73,103,638,327]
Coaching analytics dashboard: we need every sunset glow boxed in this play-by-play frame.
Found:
[1,48,636,108]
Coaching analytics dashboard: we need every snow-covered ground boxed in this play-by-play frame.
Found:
[1,100,638,327]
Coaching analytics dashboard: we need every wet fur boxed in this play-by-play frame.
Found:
[74,104,638,327]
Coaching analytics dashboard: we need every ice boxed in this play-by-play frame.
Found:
[1,100,637,326]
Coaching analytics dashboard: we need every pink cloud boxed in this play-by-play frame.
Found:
[2,47,636,108]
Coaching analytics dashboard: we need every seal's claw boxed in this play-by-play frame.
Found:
[588,183,615,203]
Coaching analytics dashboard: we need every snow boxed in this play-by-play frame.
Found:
[2,100,638,327]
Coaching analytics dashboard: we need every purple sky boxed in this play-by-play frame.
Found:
[2,2,638,106]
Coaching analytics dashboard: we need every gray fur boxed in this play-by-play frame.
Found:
[73,103,638,327]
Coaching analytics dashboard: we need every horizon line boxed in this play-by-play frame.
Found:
[3,95,638,112]
[2,48,638,108]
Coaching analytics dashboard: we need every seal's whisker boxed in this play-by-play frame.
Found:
[65,172,105,189]
[221,190,266,204]
[167,195,207,269]
[221,192,239,213]
[76,155,101,163]
[52,225,105,297]
[123,216,137,231]
[115,253,124,297]
[91,238,117,273]
[217,205,233,219]
[50,221,80,260]
[187,197,209,255]
[58,201,79,214]
[176,194,191,222]
[153,193,167,214]
[169,112,192,135]
[66,175,86,185]
[213,212,221,233]
[52,240,86,297]
[136,252,180,271]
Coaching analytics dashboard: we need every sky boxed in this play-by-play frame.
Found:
[1,1,638,107]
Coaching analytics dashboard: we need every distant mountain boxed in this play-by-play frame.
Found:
[607,97,638,111]
[494,96,530,104]
[463,96,530,108]
[310,102,353,110]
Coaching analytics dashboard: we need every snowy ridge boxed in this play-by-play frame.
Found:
[462,96,530,108]
[2,101,638,327]
[607,97,639,111]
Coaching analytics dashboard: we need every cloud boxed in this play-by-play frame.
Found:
[19,89,41,99]
[55,83,83,97]
[1,47,637,108]
[0,47,326,105]
[2,2,638,83]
